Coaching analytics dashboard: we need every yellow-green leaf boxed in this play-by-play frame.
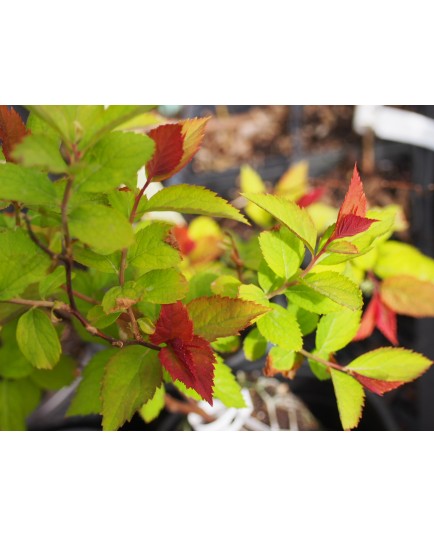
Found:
[330,369,365,431]
[259,226,304,279]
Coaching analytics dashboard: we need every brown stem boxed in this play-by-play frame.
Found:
[62,287,100,305]
[4,298,60,308]
[24,212,66,262]
[13,202,22,227]
[225,231,244,282]
[61,177,77,311]
[164,394,215,423]
[299,348,345,372]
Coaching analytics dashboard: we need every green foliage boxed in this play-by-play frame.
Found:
[0,105,431,432]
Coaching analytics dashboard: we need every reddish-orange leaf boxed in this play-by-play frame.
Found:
[0,105,29,162]
[150,302,216,404]
[354,292,398,346]
[328,164,377,243]
[145,123,184,181]
[351,372,404,395]
[172,226,196,255]
[338,164,367,218]
[354,294,377,341]
[297,186,325,208]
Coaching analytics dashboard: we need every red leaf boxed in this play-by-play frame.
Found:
[172,226,196,255]
[150,302,193,345]
[145,123,184,181]
[332,213,378,241]
[338,164,367,218]
[353,292,398,346]
[354,294,377,341]
[351,372,404,395]
[0,105,29,162]
[297,186,325,208]
[328,164,377,243]
[376,297,398,346]
[151,302,216,404]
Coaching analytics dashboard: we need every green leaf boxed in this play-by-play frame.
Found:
[268,346,297,371]
[315,309,361,354]
[186,296,270,342]
[0,338,34,379]
[87,305,121,329]
[127,222,181,274]
[0,163,58,206]
[73,246,120,274]
[237,284,269,306]
[144,184,248,224]
[26,111,59,143]
[287,304,319,336]
[286,284,344,315]
[12,133,67,173]
[300,271,362,310]
[347,348,432,382]
[135,268,188,304]
[185,272,218,302]
[243,328,268,361]
[31,355,76,390]
[242,193,317,252]
[257,304,302,351]
[211,335,241,354]
[16,309,61,369]
[380,276,434,317]
[330,369,365,430]
[67,349,116,416]
[69,204,134,254]
[213,357,246,408]
[39,266,67,299]
[0,378,41,430]
[374,240,434,282]
[101,346,162,431]
[257,260,285,294]
[76,132,155,193]
[258,226,304,279]
[211,275,241,298]
[139,385,166,423]
[102,283,141,313]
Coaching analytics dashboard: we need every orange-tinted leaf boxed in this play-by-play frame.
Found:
[145,117,210,182]
[145,123,184,181]
[326,240,359,254]
[178,117,210,172]
[328,164,377,243]
[380,275,434,318]
[354,292,397,345]
[351,372,404,395]
[339,164,367,218]
[297,187,325,208]
[150,302,216,404]
[0,106,29,162]
[172,226,196,255]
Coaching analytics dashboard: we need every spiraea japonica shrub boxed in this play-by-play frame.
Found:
[0,105,432,431]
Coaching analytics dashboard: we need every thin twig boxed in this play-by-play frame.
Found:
[24,212,66,262]
[164,394,215,423]
[298,348,344,372]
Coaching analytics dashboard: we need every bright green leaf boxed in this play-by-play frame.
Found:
[69,204,134,254]
[101,346,162,431]
[268,346,297,371]
[39,266,67,299]
[87,305,121,329]
[315,309,361,354]
[213,357,246,408]
[257,304,302,351]
[259,226,304,279]
[347,348,433,382]
[16,309,61,369]
[139,385,166,423]
[237,284,269,306]
[242,193,317,252]
[102,283,141,313]
[0,378,41,430]
[73,246,120,274]
[76,132,155,193]
[243,328,267,361]
[135,268,188,304]
[374,240,434,282]
[257,260,286,294]
[240,165,273,227]
[330,369,365,430]
[211,335,241,354]
[211,275,241,298]
[300,271,362,311]
[0,163,58,206]
[144,184,248,224]
[127,222,181,274]
[0,322,34,379]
